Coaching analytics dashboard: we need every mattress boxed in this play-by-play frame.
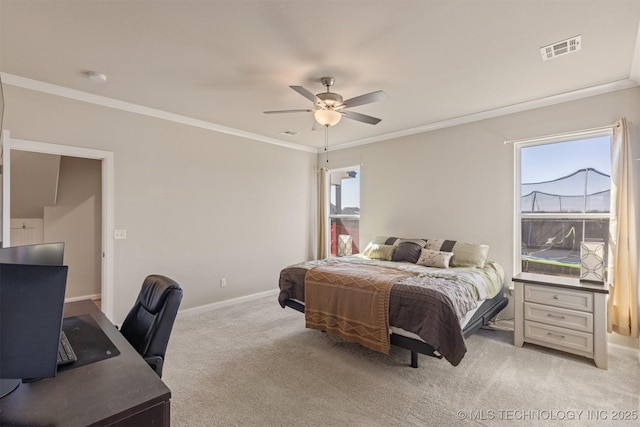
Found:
[278,255,505,365]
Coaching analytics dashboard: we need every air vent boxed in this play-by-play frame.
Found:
[280,130,299,136]
[540,35,581,61]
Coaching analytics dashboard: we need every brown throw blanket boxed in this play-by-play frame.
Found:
[304,263,414,354]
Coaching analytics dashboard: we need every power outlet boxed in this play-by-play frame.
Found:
[220,278,227,287]
[114,229,127,240]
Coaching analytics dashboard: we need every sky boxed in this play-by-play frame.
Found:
[331,171,360,209]
[521,135,611,184]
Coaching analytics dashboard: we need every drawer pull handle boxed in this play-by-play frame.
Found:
[553,295,560,300]
[547,332,565,340]
[547,314,566,320]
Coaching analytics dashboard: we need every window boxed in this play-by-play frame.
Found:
[515,131,611,278]
[328,167,360,257]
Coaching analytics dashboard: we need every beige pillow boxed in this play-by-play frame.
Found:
[424,238,489,268]
[369,236,400,246]
[450,242,489,268]
[417,249,454,268]
[362,243,396,261]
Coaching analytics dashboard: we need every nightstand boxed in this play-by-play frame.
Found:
[513,272,609,369]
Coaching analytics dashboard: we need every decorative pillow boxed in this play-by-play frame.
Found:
[417,249,454,268]
[369,236,401,246]
[397,238,427,248]
[391,241,423,263]
[362,244,396,260]
[424,238,489,268]
[450,241,489,268]
[424,238,457,253]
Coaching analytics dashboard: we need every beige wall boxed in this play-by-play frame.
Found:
[10,150,60,218]
[324,87,640,347]
[44,156,102,299]
[3,85,317,323]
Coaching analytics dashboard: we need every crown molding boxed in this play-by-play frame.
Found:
[0,72,317,154]
[330,78,639,152]
[2,72,637,156]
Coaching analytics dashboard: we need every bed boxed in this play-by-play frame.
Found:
[278,236,508,368]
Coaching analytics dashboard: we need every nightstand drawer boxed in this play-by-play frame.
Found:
[524,302,593,333]
[524,321,593,354]
[525,284,593,311]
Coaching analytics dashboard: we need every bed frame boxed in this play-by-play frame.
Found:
[283,291,508,368]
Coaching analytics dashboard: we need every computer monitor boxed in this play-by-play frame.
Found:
[0,263,69,398]
[0,242,65,265]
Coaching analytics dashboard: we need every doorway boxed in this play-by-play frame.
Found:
[1,130,115,320]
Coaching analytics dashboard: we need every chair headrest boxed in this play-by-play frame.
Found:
[138,274,182,314]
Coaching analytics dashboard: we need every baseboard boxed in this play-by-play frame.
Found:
[177,288,279,318]
[607,342,640,367]
[65,293,101,303]
[608,342,640,356]
[492,319,515,330]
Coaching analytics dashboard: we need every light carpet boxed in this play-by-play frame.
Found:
[163,294,639,426]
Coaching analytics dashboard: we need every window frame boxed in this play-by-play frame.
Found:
[513,128,613,277]
[326,165,360,258]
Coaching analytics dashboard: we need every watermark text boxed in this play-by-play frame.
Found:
[456,409,638,422]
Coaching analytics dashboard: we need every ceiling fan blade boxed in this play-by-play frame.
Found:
[341,90,388,108]
[263,109,313,114]
[342,110,382,125]
[311,120,323,131]
[290,86,319,103]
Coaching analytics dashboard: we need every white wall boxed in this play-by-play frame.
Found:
[323,87,640,348]
[10,218,44,244]
[3,85,317,323]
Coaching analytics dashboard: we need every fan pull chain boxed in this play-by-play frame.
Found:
[324,124,329,163]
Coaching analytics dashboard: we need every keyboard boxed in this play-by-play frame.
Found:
[58,330,78,366]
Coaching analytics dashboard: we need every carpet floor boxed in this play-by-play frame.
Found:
[162,294,639,426]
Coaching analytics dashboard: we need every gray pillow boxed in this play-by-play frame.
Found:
[391,241,422,263]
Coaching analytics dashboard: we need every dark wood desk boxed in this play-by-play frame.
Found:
[0,300,171,426]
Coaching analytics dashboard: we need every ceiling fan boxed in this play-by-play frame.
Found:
[264,77,387,127]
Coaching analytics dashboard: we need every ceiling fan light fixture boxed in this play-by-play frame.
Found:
[316,92,343,107]
[314,109,342,126]
[265,77,385,128]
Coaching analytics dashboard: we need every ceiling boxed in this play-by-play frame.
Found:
[1,0,639,152]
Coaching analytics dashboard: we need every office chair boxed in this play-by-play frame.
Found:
[120,275,183,377]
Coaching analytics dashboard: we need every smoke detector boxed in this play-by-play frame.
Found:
[87,71,107,83]
[540,35,581,61]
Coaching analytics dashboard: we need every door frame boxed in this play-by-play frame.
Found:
[2,130,115,320]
